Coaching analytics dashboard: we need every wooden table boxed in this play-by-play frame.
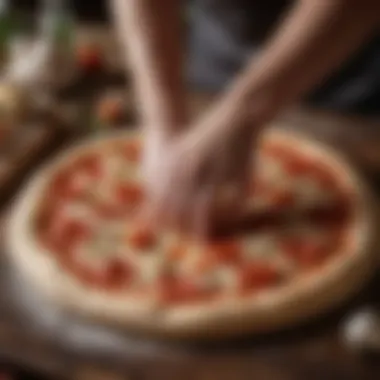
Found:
[1,25,380,380]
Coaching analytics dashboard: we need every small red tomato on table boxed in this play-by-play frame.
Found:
[96,91,126,126]
[76,41,104,72]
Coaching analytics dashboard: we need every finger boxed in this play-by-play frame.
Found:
[235,153,254,203]
[135,200,158,230]
[171,153,208,233]
[209,147,242,224]
[225,133,256,212]
[197,155,236,236]
[143,178,172,229]
[165,182,189,230]
[176,180,196,234]
[192,184,216,240]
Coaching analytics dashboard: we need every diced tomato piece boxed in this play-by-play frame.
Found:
[51,158,100,199]
[104,258,133,288]
[50,170,69,190]
[116,183,144,205]
[264,143,290,159]
[249,180,268,197]
[312,163,337,189]
[194,255,216,274]
[63,220,90,242]
[95,199,131,219]
[167,243,187,261]
[97,96,124,124]
[59,175,89,200]
[129,225,156,251]
[95,202,120,218]
[76,43,103,71]
[158,275,212,304]
[75,154,102,178]
[50,218,91,254]
[281,238,329,268]
[239,262,280,293]
[286,158,310,175]
[65,257,134,289]
[39,230,56,252]
[36,201,56,231]
[50,170,74,198]
[206,240,242,264]
[122,141,141,162]
[271,190,296,209]
[321,231,342,256]
[67,182,86,199]
[281,237,303,256]
[306,202,351,225]
[72,264,100,286]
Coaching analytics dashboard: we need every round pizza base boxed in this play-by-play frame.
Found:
[6,128,379,341]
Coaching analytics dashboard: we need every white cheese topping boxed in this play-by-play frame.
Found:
[291,176,333,207]
[138,253,167,284]
[242,233,280,260]
[198,266,238,292]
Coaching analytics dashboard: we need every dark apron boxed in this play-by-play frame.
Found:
[188,0,380,115]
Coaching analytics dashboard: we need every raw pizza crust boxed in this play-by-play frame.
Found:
[6,128,379,340]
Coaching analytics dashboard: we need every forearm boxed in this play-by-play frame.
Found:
[228,0,380,123]
[110,0,186,130]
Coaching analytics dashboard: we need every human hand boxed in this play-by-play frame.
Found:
[141,97,263,238]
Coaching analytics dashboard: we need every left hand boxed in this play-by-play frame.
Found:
[142,98,262,237]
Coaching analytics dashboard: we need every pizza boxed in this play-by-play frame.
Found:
[6,128,377,340]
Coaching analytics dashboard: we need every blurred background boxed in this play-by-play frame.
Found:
[7,1,107,22]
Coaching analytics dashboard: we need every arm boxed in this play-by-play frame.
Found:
[224,0,380,123]
[144,0,380,233]
[110,0,186,131]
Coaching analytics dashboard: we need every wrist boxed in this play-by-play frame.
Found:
[143,101,187,136]
[226,67,287,130]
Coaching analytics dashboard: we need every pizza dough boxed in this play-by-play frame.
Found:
[6,128,378,340]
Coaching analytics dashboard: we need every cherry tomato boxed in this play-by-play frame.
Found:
[122,141,141,162]
[158,275,212,304]
[76,43,103,71]
[286,157,310,175]
[194,255,216,275]
[312,163,337,190]
[281,238,328,268]
[95,202,122,219]
[50,170,75,198]
[116,183,144,205]
[104,258,133,289]
[239,262,280,293]
[129,225,156,251]
[97,95,124,124]
[264,143,290,159]
[75,154,102,178]
[167,243,187,261]
[206,240,242,265]
[50,218,91,254]
[249,180,268,197]
[271,190,296,209]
